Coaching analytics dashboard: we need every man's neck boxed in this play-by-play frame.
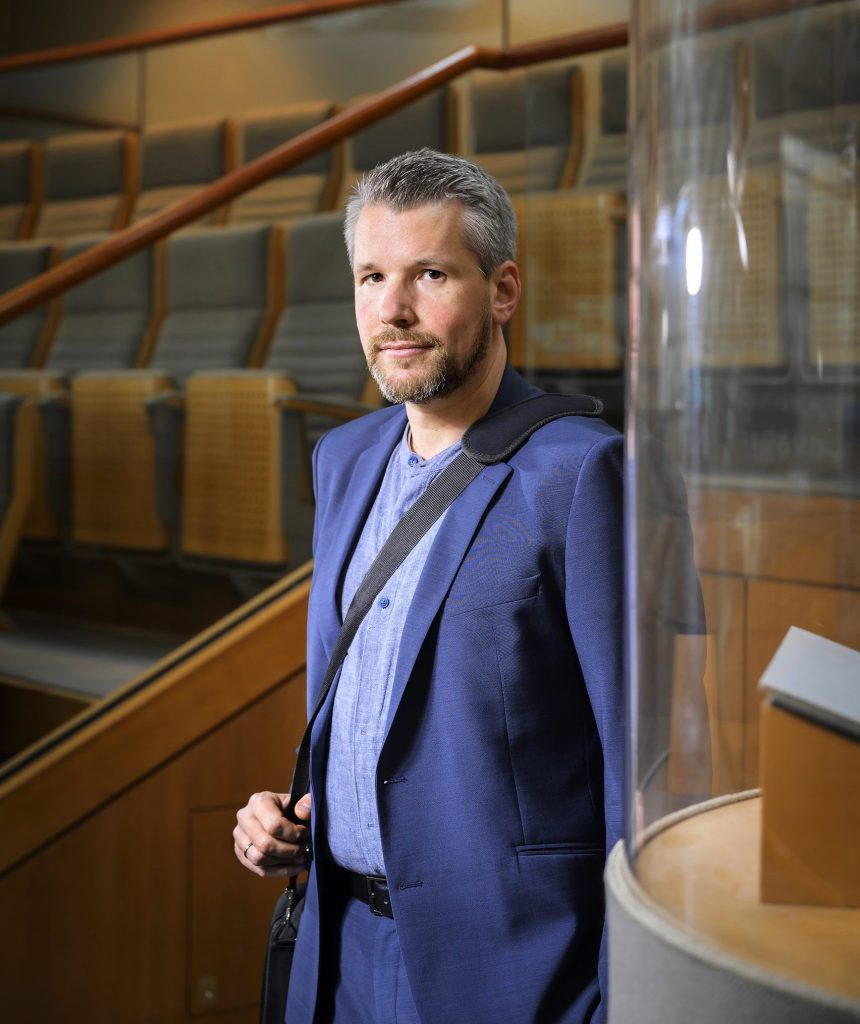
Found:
[405,340,507,460]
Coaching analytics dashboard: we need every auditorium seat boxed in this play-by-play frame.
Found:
[339,87,457,203]
[467,64,583,194]
[679,167,784,370]
[806,162,858,374]
[508,189,626,373]
[131,117,236,226]
[0,393,39,602]
[0,241,58,370]
[0,141,42,241]
[229,102,341,224]
[45,234,164,375]
[578,55,628,190]
[33,131,137,240]
[654,35,743,190]
[181,211,376,571]
[749,10,859,379]
[0,237,164,542]
[506,53,629,377]
[749,10,860,169]
[69,223,281,553]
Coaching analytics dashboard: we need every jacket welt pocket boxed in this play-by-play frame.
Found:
[448,572,541,614]
[515,841,604,858]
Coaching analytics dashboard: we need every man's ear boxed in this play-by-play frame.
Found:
[491,260,522,326]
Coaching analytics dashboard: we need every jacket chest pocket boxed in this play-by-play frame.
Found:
[445,572,541,615]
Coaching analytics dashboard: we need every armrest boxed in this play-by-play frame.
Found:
[37,393,72,526]
[274,394,374,423]
[0,395,25,522]
[144,392,186,538]
[143,390,185,412]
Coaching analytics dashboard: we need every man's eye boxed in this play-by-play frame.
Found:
[423,269,445,281]
[363,272,383,284]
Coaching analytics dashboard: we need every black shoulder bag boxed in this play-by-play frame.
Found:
[259,392,603,1024]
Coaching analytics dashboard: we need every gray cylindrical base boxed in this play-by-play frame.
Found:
[606,838,860,1024]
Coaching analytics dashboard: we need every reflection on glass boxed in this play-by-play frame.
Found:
[626,0,859,1004]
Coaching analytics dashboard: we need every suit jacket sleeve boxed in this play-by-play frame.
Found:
[564,431,625,1024]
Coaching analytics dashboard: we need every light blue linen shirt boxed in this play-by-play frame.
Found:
[325,428,462,876]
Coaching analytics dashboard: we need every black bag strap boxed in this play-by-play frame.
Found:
[283,392,603,824]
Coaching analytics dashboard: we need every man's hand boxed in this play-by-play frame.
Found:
[234,791,311,878]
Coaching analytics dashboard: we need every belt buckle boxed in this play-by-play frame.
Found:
[365,875,391,917]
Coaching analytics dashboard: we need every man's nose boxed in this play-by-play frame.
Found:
[379,280,415,328]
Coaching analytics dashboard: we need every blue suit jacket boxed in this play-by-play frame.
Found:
[287,367,625,1024]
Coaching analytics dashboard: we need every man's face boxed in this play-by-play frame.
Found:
[352,202,497,405]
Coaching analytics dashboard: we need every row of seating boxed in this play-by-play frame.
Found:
[0,215,365,584]
[1,160,855,586]
[0,174,630,574]
[0,57,628,243]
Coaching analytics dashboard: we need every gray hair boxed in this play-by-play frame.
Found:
[344,148,517,277]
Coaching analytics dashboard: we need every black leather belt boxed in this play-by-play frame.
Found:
[344,869,393,918]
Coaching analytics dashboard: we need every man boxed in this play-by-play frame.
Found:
[234,149,624,1024]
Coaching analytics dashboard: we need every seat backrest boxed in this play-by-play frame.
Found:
[0,141,41,241]
[133,118,235,225]
[230,102,340,224]
[751,11,860,165]
[45,235,161,374]
[469,65,583,194]
[0,241,57,369]
[267,212,368,441]
[339,88,456,202]
[34,130,135,240]
[578,55,628,190]
[151,223,279,378]
[655,37,741,186]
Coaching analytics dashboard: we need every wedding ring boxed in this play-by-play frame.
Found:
[243,841,254,857]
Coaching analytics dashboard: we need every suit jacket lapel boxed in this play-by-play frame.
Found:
[314,410,405,664]
[377,368,537,741]
[381,461,512,743]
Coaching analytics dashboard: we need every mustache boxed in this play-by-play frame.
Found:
[369,328,442,353]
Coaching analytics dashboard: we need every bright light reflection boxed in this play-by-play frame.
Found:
[686,227,703,296]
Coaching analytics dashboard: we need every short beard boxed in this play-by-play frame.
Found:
[367,309,493,405]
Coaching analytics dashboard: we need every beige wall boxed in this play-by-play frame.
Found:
[1,0,627,56]
[0,0,626,144]
[0,0,628,139]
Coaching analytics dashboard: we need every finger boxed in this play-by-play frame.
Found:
[237,794,305,845]
[234,841,302,878]
[234,827,307,872]
[293,793,312,822]
[236,816,306,865]
[254,794,309,843]
[245,828,307,866]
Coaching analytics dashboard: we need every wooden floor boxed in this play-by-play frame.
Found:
[636,795,860,1004]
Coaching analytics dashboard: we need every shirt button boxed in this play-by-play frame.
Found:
[407,455,420,467]
[378,596,390,609]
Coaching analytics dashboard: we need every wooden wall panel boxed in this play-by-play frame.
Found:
[0,672,305,1022]
[189,807,289,1014]
[691,488,860,589]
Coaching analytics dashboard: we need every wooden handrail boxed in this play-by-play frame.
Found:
[0,26,628,328]
[0,0,408,74]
